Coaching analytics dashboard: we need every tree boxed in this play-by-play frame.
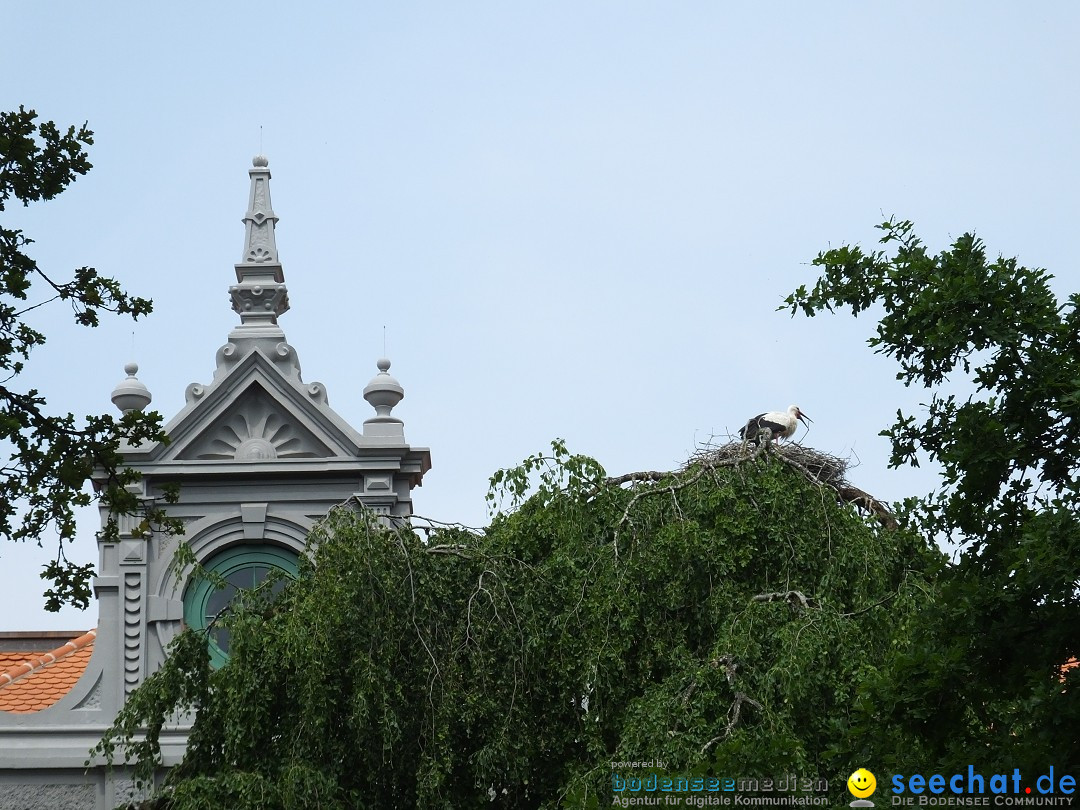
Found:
[785,219,1080,770]
[97,440,938,808]
[0,106,171,610]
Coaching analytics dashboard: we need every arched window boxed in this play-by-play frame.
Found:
[182,545,298,668]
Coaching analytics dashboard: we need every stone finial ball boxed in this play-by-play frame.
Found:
[253,155,269,167]
[112,362,152,413]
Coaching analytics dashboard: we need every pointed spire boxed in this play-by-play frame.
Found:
[230,155,290,328]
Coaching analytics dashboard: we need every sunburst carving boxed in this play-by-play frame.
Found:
[184,389,329,461]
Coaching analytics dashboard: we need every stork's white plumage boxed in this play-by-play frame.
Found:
[739,405,811,444]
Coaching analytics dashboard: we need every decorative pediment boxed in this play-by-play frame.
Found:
[138,342,368,464]
[175,384,334,461]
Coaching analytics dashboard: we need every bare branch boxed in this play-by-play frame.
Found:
[603,470,668,488]
[424,544,471,558]
[836,485,898,529]
[699,692,763,755]
[752,590,819,609]
[709,654,738,685]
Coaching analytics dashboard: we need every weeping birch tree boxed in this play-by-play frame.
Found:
[98,439,937,809]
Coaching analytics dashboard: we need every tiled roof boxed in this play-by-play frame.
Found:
[1064,658,1078,681]
[0,629,96,713]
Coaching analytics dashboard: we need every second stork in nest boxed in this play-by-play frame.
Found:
[740,405,811,444]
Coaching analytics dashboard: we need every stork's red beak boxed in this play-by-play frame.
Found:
[797,411,812,425]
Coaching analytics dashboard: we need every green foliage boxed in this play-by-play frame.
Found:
[786,219,1080,770]
[486,438,607,511]
[0,107,175,609]
[100,444,938,808]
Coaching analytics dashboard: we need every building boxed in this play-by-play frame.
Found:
[0,156,431,808]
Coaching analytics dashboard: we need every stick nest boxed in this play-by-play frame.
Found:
[604,439,897,530]
[689,441,851,489]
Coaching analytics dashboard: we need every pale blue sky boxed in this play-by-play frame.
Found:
[2,3,1078,629]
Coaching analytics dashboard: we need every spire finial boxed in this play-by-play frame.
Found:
[363,358,406,442]
[364,358,404,418]
[111,361,152,414]
[229,155,289,327]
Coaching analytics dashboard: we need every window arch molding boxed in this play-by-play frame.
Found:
[165,513,309,668]
[180,513,311,562]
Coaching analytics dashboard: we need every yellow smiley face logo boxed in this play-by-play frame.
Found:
[847,768,876,798]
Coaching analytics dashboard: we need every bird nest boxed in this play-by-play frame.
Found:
[688,441,850,489]
[603,440,896,529]
[686,440,895,528]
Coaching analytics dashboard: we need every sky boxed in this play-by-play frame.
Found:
[1,3,1078,630]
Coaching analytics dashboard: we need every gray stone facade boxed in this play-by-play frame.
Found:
[0,157,430,808]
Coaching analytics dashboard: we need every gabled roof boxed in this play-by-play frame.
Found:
[0,629,96,713]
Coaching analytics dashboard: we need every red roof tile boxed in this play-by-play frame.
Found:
[1063,657,1078,682]
[0,629,96,713]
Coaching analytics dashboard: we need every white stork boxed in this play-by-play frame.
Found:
[739,405,811,444]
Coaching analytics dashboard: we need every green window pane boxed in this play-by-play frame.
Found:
[205,584,237,622]
[183,544,298,668]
